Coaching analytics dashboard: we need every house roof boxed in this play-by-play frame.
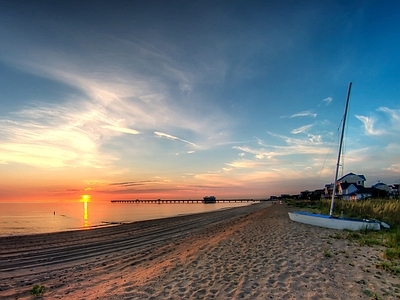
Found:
[373,182,387,188]
[338,172,366,182]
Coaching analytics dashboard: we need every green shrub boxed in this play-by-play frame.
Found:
[347,232,361,240]
[376,261,400,275]
[387,227,400,247]
[384,248,400,261]
[324,249,333,257]
[30,284,45,297]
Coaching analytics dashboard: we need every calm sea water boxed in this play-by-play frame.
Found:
[0,201,251,236]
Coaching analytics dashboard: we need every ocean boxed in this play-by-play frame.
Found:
[0,201,251,236]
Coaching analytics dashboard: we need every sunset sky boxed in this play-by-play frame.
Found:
[1,1,399,202]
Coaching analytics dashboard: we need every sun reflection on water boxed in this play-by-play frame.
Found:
[80,195,91,229]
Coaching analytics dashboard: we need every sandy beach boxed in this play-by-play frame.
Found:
[1,203,398,299]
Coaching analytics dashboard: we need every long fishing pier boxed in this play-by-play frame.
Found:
[111,199,267,204]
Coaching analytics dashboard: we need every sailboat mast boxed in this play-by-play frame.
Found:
[329,82,352,217]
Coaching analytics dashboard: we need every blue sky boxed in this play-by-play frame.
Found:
[0,0,399,201]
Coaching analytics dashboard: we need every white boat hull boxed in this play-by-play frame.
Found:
[288,211,382,231]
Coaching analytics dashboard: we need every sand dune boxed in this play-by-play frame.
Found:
[0,203,398,299]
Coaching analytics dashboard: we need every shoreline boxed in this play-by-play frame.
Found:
[1,203,398,299]
[0,201,254,237]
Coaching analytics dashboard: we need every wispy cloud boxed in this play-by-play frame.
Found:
[224,130,332,180]
[291,124,313,134]
[307,134,322,144]
[109,180,158,187]
[0,40,235,168]
[225,159,266,169]
[101,125,140,135]
[235,134,328,159]
[386,163,400,173]
[233,146,275,160]
[0,102,117,168]
[154,131,197,147]
[321,97,332,106]
[355,115,385,135]
[290,110,317,118]
[356,107,400,136]
[377,107,400,130]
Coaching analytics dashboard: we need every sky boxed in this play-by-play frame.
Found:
[0,0,399,202]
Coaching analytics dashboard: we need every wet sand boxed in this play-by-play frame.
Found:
[0,203,398,299]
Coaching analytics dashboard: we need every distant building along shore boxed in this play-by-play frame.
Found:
[271,172,399,201]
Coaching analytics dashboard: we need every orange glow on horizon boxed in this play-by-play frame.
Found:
[80,194,91,202]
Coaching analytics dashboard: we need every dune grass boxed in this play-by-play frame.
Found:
[326,199,400,227]
[287,198,400,227]
[287,198,400,276]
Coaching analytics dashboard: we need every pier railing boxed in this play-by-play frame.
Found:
[111,199,268,204]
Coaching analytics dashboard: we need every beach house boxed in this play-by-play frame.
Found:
[338,173,366,187]
[389,184,399,198]
[324,172,367,200]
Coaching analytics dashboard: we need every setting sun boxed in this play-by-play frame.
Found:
[80,194,91,202]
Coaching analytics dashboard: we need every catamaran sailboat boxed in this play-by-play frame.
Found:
[288,83,389,231]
